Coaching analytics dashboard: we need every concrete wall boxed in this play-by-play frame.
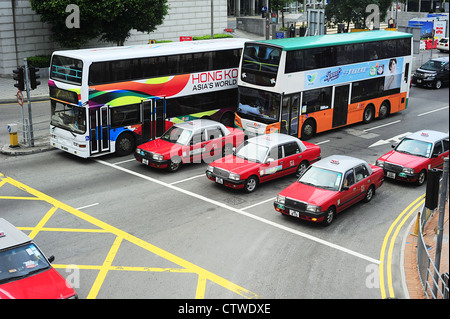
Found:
[0,0,227,77]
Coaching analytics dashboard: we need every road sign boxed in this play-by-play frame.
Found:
[16,90,24,106]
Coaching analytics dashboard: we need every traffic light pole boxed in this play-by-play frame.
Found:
[23,58,34,147]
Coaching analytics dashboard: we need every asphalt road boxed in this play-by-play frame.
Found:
[0,84,448,302]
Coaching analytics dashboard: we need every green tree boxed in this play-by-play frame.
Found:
[30,0,169,48]
[270,0,297,28]
[325,0,392,30]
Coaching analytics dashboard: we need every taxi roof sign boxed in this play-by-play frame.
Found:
[0,218,31,251]
[330,159,340,164]
[0,230,5,238]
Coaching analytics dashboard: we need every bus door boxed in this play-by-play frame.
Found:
[141,98,166,142]
[89,106,110,155]
[332,84,349,128]
[280,94,300,136]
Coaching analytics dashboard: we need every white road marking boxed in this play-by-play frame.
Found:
[170,174,205,185]
[363,120,401,132]
[417,105,449,117]
[241,197,276,211]
[76,203,99,210]
[96,159,381,265]
[113,158,136,165]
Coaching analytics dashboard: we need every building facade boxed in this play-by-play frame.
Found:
[0,0,228,76]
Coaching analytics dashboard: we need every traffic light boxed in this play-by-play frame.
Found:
[29,66,40,90]
[13,67,25,91]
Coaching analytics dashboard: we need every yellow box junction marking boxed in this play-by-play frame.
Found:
[0,172,259,299]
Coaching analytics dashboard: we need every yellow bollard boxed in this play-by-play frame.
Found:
[411,211,421,237]
[7,124,19,148]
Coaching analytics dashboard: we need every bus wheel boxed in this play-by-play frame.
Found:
[116,132,135,156]
[363,105,375,123]
[220,112,235,127]
[378,102,390,120]
[301,119,316,140]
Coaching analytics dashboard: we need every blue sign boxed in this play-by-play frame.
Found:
[303,57,404,90]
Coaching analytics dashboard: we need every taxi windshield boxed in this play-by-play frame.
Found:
[298,166,342,191]
[160,126,192,145]
[235,140,269,163]
[0,243,50,284]
[395,138,432,158]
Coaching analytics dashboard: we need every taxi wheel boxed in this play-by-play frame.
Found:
[323,206,335,226]
[363,185,375,203]
[297,161,309,176]
[168,157,182,172]
[244,176,259,193]
[416,170,426,186]
[222,143,233,157]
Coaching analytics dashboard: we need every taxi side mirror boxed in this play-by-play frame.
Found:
[342,186,349,191]
[48,255,55,263]
[391,144,396,149]
[266,158,274,164]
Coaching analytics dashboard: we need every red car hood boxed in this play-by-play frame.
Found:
[139,138,181,156]
[378,150,428,167]
[279,182,337,206]
[0,268,76,299]
[211,155,261,173]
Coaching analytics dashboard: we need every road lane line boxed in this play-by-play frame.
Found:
[364,120,401,132]
[76,203,99,210]
[96,159,381,265]
[2,172,258,299]
[170,174,205,185]
[241,197,276,211]
[417,105,449,117]
[379,194,425,299]
[87,236,123,299]
[28,206,58,240]
[387,198,424,298]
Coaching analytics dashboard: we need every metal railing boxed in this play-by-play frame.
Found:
[416,158,449,299]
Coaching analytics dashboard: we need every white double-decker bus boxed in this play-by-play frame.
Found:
[49,38,247,158]
[235,30,413,140]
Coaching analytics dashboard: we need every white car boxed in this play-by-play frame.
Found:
[437,37,449,52]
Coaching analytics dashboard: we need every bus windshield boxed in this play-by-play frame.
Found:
[51,101,86,134]
[237,87,281,124]
[50,55,83,85]
[242,44,281,73]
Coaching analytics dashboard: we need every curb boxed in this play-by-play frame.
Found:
[0,136,54,156]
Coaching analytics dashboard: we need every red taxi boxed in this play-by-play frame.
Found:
[376,130,449,185]
[135,119,244,172]
[274,155,384,225]
[0,218,78,299]
[206,133,321,193]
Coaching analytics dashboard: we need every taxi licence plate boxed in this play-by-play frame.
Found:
[289,209,300,218]
[142,158,149,165]
[387,171,395,179]
[216,177,223,184]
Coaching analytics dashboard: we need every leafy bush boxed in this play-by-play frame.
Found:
[27,55,51,68]
[193,34,234,40]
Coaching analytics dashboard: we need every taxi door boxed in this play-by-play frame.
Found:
[339,169,359,211]
[187,129,207,164]
[260,145,285,183]
[203,127,225,161]
[430,140,449,170]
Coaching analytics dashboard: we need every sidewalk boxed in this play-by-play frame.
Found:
[404,201,449,299]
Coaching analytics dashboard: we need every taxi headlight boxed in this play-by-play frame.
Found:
[306,204,321,214]
[152,153,163,161]
[276,195,286,204]
[229,173,240,181]
[376,160,385,168]
[402,167,415,175]
[207,165,214,173]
